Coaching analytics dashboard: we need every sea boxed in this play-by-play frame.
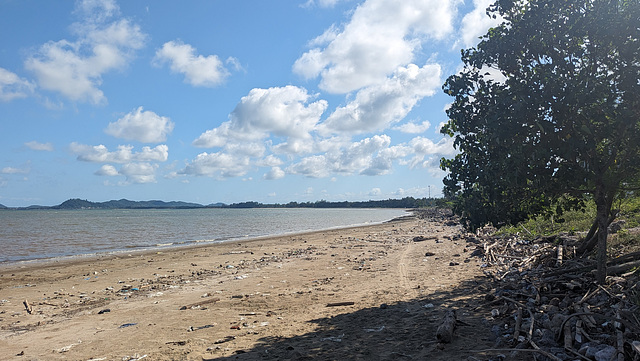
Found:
[0,208,409,265]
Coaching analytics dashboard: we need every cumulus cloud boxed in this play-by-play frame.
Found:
[95,164,118,176]
[154,40,234,87]
[407,136,456,169]
[70,143,169,163]
[287,155,330,178]
[105,107,174,143]
[320,63,441,135]
[24,0,146,104]
[193,85,327,147]
[287,135,392,178]
[264,167,285,180]
[25,141,54,151]
[119,162,158,184]
[293,0,455,93]
[180,151,251,178]
[0,68,35,101]
[457,0,504,49]
[394,120,431,134]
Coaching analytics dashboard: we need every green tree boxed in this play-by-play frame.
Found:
[441,0,640,283]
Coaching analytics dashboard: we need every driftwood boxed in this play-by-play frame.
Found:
[469,226,640,361]
[23,299,33,314]
[436,309,456,343]
[179,298,220,310]
[326,301,355,307]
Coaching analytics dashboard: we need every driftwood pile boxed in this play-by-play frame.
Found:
[468,231,640,361]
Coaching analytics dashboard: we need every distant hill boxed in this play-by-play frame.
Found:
[0,203,6,209]
[53,198,205,210]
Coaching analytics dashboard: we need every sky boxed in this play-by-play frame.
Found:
[0,0,500,207]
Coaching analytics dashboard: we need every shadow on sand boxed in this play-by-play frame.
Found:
[202,275,499,361]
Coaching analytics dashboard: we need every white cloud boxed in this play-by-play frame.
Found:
[293,0,455,93]
[457,0,503,49]
[119,162,158,184]
[1,166,29,175]
[287,155,330,178]
[410,136,455,156]
[408,136,456,169]
[287,135,392,178]
[320,63,441,135]
[394,120,431,134]
[25,141,54,151]
[302,0,343,8]
[264,167,285,180]
[154,40,233,87]
[95,164,118,176]
[24,0,146,104]
[105,107,174,143]
[180,151,251,178]
[369,187,382,196]
[193,85,327,147]
[259,155,284,167]
[70,143,169,163]
[0,68,35,101]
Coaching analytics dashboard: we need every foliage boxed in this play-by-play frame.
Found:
[441,0,640,233]
[440,0,640,282]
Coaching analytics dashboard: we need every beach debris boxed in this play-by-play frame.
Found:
[326,301,355,307]
[97,308,110,314]
[413,235,437,242]
[214,336,236,344]
[321,333,345,342]
[118,323,137,328]
[436,309,457,343]
[178,297,220,310]
[187,324,214,332]
[57,340,82,353]
[22,299,33,314]
[364,325,386,332]
[469,227,640,361]
[122,354,147,360]
[165,341,187,346]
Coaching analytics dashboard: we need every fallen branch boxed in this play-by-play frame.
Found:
[23,299,33,314]
[179,298,220,310]
[325,301,355,307]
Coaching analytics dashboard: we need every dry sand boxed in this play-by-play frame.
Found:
[0,211,495,361]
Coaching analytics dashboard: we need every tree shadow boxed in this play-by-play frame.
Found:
[202,275,500,361]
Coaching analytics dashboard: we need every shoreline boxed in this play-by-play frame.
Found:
[0,208,411,268]
[0,211,493,360]
[0,211,414,272]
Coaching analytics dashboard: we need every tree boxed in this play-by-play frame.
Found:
[441,0,640,283]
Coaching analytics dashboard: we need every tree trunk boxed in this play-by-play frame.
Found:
[594,183,613,284]
[578,213,617,256]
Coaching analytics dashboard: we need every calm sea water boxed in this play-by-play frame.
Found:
[0,208,408,264]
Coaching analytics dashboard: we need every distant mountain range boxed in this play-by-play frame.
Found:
[0,197,442,210]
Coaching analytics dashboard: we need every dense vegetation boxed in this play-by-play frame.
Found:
[226,197,446,209]
[440,0,640,283]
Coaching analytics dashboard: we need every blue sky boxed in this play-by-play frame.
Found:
[0,0,500,207]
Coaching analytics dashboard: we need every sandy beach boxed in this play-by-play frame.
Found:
[0,210,493,360]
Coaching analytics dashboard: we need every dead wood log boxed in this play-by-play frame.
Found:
[326,301,355,307]
[179,298,220,310]
[599,259,640,277]
[513,307,522,343]
[436,309,456,343]
[23,299,33,314]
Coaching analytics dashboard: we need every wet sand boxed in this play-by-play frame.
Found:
[0,212,493,360]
